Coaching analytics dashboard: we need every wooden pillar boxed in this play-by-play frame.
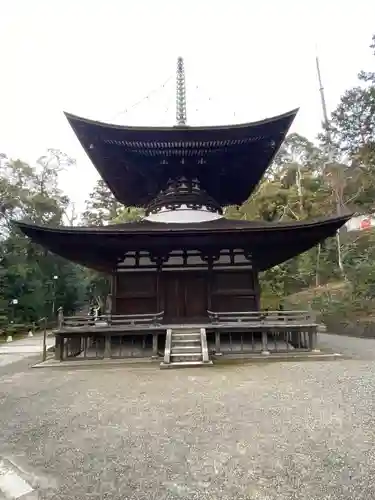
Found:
[55,335,63,361]
[308,329,319,351]
[261,330,270,355]
[104,335,111,359]
[215,331,222,355]
[156,267,161,312]
[253,267,261,311]
[291,331,299,348]
[152,333,158,358]
[111,271,117,315]
[207,258,213,311]
[156,257,166,315]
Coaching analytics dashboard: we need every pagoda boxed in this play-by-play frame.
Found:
[16,58,350,364]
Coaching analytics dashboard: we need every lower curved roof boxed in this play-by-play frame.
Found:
[65,109,297,207]
[15,214,351,272]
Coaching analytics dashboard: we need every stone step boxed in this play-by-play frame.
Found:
[160,360,213,369]
[171,347,202,354]
[172,330,200,334]
[171,349,202,356]
[170,353,202,362]
[172,338,201,344]
[171,345,202,351]
[172,329,201,334]
[172,333,201,340]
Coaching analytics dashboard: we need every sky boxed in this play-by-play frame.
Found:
[1,0,374,212]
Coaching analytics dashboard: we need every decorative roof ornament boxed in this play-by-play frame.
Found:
[176,57,187,126]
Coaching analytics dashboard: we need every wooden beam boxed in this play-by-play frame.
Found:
[253,267,261,310]
[111,271,117,314]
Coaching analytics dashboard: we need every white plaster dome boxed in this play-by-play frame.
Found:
[144,177,223,224]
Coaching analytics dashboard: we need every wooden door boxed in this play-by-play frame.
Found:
[162,271,208,323]
[184,273,207,320]
[163,272,183,321]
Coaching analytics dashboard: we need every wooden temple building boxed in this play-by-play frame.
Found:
[16,58,350,367]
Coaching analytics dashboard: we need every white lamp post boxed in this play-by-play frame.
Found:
[11,298,18,322]
[52,275,58,316]
[7,299,18,342]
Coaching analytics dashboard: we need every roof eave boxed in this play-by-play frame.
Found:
[14,213,353,237]
[64,108,299,133]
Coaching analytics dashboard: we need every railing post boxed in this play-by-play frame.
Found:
[42,317,47,361]
[57,307,64,329]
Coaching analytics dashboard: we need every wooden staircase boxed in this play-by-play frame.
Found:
[160,327,213,369]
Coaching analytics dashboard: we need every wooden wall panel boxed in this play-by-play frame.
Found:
[210,269,258,312]
[212,270,255,293]
[211,295,257,312]
[116,297,157,315]
[113,268,259,318]
[117,273,157,296]
[115,272,158,314]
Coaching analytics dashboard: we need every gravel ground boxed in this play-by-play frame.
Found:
[319,332,375,359]
[1,335,375,499]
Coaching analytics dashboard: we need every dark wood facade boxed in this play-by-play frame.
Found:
[113,248,258,323]
[115,269,259,322]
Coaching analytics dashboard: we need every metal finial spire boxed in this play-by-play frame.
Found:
[176,57,187,126]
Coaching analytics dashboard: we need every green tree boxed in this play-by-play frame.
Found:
[0,152,87,325]
[82,179,122,225]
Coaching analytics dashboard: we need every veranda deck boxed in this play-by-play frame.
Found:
[53,309,319,362]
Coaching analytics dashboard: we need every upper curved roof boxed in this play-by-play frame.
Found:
[65,109,298,207]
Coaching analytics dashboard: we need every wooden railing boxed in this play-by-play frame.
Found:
[53,308,320,361]
[57,310,165,330]
[207,309,318,354]
[207,309,316,325]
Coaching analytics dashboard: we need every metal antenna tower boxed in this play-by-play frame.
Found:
[316,51,345,275]
[316,53,332,160]
[176,57,187,126]
[316,55,329,127]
